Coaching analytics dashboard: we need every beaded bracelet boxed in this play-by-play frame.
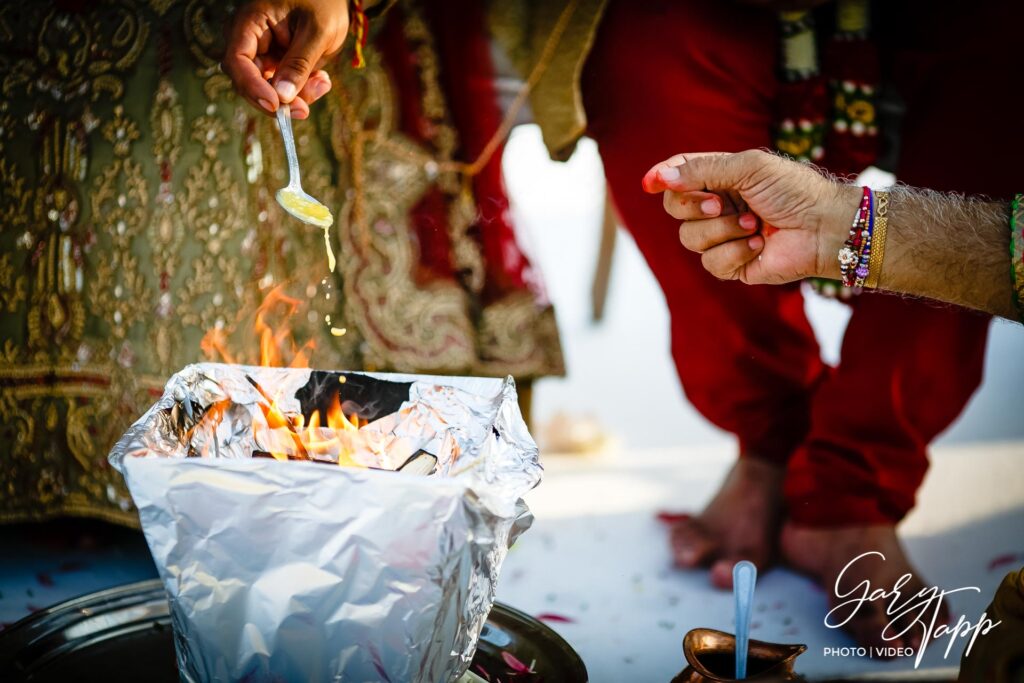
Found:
[1010,194,1024,322]
[838,187,872,288]
[852,187,874,288]
[864,191,889,289]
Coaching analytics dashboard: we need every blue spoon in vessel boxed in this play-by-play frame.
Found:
[733,560,757,679]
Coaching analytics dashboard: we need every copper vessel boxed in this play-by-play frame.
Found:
[672,628,807,682]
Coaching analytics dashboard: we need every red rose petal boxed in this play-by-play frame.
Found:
[987,553,1021,571]
[656,511,690,525]
[536,612,575,623]
[501,651,534,673]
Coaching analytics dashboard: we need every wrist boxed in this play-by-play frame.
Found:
[815,182,863,280]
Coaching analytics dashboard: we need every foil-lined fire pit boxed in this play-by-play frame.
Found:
[109,363,542,683]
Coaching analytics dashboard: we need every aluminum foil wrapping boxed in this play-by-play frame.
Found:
[109,363,541,683]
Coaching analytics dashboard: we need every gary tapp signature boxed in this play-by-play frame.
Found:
[823,551,1001,668]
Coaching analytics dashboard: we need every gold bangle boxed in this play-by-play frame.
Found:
[865,190,889,289]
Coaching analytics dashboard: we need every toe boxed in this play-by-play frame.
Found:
[710,553,772,590]
[709,560,735,589]
[670,519,718,568]
[846,609,892,651]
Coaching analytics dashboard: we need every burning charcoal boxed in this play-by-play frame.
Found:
[397,450,438,476]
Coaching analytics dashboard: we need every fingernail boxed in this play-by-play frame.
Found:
[275,79,297,102]
[290,106,305,119]
[257,98,275,113]
[659,166,680,182]
[749,235,764,250]
[311,80,328,99]
[739,213,757,230]
[700,199,719,215]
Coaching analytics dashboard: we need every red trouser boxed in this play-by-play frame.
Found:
[581,0,1009,526]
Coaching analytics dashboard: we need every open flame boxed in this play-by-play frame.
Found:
[201,285,315,368]
[199,284,364,466]
[291,393,366,467]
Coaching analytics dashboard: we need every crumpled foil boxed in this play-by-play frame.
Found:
[109,363,541,683]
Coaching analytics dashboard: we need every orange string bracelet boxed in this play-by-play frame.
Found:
[351,0,368,69]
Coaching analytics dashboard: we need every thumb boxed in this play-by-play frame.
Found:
[676,150,771,194]
[272,16,330,104]
[645,150,772,194]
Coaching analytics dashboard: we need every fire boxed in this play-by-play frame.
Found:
[296,393,366,466]
[254,286,315,369]
[199,285,316,368]
[326,392,361,433]
[199,284,365,466]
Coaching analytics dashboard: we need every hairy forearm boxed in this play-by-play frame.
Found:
[819,183,1015,318]
[877,187,1014,319]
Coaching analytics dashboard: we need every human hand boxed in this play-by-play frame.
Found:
[222,0,350,119]
[643,150,861,284]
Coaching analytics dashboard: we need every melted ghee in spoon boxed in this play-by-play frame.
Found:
[277,188,336,272]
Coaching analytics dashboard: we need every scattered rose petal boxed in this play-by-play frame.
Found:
[501,651,535,674]
[536,613,575,623]
[474,664,492,681]
[656,511,690,525]
[987,553,1021,571]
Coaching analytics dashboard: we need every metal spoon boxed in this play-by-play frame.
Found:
[274,105,332,227]
[274,105,336,271]
[733,560,757,679]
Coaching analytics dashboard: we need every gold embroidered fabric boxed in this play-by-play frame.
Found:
[489,0,609,161]
[0,0,563,526]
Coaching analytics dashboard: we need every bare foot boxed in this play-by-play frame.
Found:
[781,523,949,653]
[667,457,784,589]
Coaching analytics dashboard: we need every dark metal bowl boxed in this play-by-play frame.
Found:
[0,580,587,682]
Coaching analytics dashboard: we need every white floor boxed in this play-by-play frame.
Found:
[495,442,1024,681]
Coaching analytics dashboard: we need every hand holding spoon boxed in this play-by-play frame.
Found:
[274,105,336,271]
[733,560,757,679]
